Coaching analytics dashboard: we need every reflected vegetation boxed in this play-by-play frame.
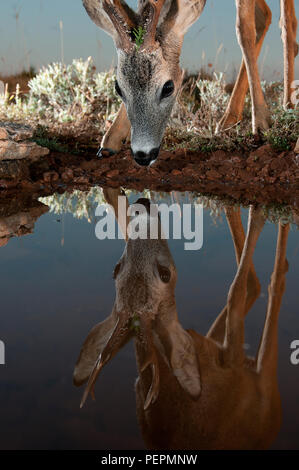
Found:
[38,187,297,227]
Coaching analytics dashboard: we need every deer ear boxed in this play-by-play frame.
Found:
[83,0,117,38]
[160,0,206,38]
[73,312,117,386]
[83,0,137,41]
[159,320,201,398]
[170,323,201,398]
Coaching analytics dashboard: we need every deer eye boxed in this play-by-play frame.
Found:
[115,80,123,98]
[158,265,171,283]
[113,262,121,279]
[161,80,174,99]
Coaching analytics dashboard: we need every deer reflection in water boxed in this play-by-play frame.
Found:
[73,188,289,450]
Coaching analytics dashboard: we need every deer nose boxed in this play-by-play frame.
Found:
[132,148,160,167]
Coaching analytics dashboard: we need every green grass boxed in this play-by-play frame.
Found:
[132,26,146,51]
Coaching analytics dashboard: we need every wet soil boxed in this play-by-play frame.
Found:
[0,143,298,211]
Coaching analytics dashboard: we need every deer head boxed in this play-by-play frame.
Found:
[73,197,201,409]
[83,0,206,165]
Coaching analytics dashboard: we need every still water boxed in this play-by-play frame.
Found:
[0,186,298,449]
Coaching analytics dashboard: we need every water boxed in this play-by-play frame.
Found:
[0,186,298,450]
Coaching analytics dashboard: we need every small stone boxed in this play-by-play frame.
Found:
[230,155,244,164]
[0,179,18,189]
[182,166,195,176]
[126,168,137,175]
[0,122,33,140]
[211,150,226,161]
[43,171,59,183]
[246,154,259,165]
[61,168,74,182]
[206,169,221,180]
[237,169,253,181]
[0,128,9,140]
[148,168,160,177]
[159,151,172,160]
[249,144,274,163]
[269,158,283,171]
[74,176,89,184]
[0,140,49,161]
[106,169,119,178]
[294,137,299,154]
[171,169,182,176]
[81,160,99,171]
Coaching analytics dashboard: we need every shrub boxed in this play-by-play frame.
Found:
[0,57,121,124]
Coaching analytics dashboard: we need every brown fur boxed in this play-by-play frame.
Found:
[82,0,297,156]
[74,191,289,449]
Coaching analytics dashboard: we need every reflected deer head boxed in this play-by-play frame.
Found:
[74,193,200,409]
[74,189,289,450]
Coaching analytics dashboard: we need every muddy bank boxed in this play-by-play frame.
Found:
[0,142,298,210]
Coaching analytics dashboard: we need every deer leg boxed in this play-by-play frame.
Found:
[103,187,129,241]
[231,0,271,134]
[256,222,289,378]
[207,207,261,342]
[280,0,298,108]
[217,0,272,132]
[224,206,265,363]
[98,103,131,158]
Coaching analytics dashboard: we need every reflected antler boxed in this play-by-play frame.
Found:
[142,0,166,49]
[103,0,135,51]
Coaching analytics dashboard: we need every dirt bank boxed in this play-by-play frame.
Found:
[0,143,298,210]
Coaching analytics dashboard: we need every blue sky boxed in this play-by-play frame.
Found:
[0,0,298,81]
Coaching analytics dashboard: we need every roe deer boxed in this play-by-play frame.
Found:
[73,190,289,449]
[82,0,298,165]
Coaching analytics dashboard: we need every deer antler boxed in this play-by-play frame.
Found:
[102,0,135,51]
[142,0,166,50]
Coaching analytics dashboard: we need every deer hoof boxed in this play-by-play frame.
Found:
[97,147,116,159]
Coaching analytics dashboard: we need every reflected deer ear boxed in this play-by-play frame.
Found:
[162,321,201,398]
[73,311,118,387]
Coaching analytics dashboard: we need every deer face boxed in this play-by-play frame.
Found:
[74,197,201,409]
[113,198,177,314]
[115,48,182,166]
[82,0,206,165]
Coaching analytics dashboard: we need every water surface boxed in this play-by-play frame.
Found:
[0,187,298,449]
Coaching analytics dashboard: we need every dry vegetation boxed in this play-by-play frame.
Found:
[0,67,35,95]
[0,57,298,154]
